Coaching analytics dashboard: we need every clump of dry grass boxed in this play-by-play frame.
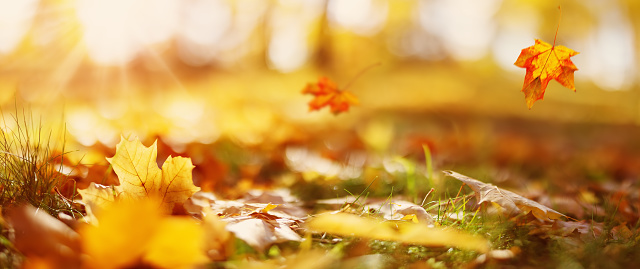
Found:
[0,108,79,216]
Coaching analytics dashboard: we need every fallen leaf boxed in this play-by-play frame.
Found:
[185,191,307,220]
[77,183,116,222]
[514,39,579,108]
[5,204,81,268]
[261,203,279,213]
[368,200,435,225]
[79,199,162,269]
[444,170,566,221]
[474,247,520,265]
[235,250,336,269]
[184,191,305,251]
[302,77,359,114]
[143,217,209,269]
[79,198,208,269]
[78,136,200,213]
[202,215,235,261]
[306,212,489,253]
[225,217,302,251]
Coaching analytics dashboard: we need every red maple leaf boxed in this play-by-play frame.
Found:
[302,77,359,114]
[514,39,579,109]
[513,7,579,109]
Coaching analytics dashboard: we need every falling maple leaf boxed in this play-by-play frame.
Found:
[444,170,566,221]
[514,38,579,108]
[78,136,200,214]
[514,7,579,109]
[302,77,359,114]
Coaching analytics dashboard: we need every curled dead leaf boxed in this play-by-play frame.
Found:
[444,170,566,221]
[184,191,305,251]
[203,215,235,261]
[5,204,82,269]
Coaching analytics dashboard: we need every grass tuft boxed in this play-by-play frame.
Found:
[0,107,80,217]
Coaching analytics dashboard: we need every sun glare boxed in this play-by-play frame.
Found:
[75,0,178,65]
[0,0,39,54]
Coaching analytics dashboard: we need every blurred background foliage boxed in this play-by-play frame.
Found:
[0,0,639,191]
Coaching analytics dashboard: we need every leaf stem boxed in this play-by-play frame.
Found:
[341,62,381,91]
[541,6,562,75]
[553,6,562,47]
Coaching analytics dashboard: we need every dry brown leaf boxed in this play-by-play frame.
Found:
[5,204,82,269]
[184,191,305,251]
[444,171,566,221]
[225,216,301,251]
[202,215,235,261]
[370,200,435,225]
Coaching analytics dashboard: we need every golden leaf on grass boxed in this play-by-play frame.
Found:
[306,213,489,253]
[79,198,208,269]
[79,136,200,213]
[444,171,566,221]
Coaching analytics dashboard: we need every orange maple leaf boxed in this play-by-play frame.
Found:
[302,77,359,114]
[514,39,579,108]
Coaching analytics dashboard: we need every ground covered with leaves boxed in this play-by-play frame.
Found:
[1,108,640,269]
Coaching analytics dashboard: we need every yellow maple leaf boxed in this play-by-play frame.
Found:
[80,136,200,213]
[159,156,201,209]
[106,136,163,200]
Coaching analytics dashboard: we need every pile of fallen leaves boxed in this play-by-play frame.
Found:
[3,133,638,269]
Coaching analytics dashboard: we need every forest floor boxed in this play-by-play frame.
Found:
[2,108,640,269]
